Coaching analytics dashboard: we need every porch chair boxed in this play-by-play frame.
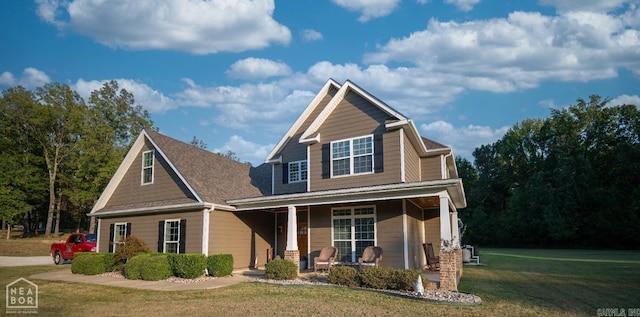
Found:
[358,246,383,269]
[314,246,338,273]
[422,243,440,271]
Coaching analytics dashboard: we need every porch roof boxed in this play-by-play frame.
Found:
[227,179,466,211]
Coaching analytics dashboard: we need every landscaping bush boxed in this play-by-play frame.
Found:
[140,255,173,281]
[389,269,421,291]
[113,235,151,270]
[327,266,360,287]
[359,267,393,289]
[124,253,151,280]
[264,259,298,280]
[207,254,234,277]
[71,252,114,275]
[168,253,207,279]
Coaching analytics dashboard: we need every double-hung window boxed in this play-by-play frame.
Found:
[332,206,376,263]
[288,160,308,183]
[141,150,154,184]
[113,223,128,251]
[164,220,180,253]
[331,135,373,177]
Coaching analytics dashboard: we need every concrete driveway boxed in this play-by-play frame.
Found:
[0,256,54,266]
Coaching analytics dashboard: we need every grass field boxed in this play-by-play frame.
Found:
[1,242,639,316]
[0,232,67,256]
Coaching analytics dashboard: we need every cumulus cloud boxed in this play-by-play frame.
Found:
[213,135,274,165]
[0,68,51,88]
[226,58,292,80]
[538,0,631,13]
[301,29,323,42]
[444,0,481,11]
[609,94,640,106]
[421,121,510,159]
[332,0,400,22]
[35,0,291,54]
[73,79,175,113]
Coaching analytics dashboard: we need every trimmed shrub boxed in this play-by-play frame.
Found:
[264,259,298,280]
[389,269,421,291]
[359,267,393,289]
[207,254,234,277]
[124,253,150,280]
[113,235,151,270]
[72,253,114,275]
[327,266,359,287]
[140,255,173,281]
[168,253,207,279]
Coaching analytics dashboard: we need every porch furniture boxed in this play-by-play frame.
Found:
[358,246,383,269]
[423,243,440,271]
[314,246,338,273]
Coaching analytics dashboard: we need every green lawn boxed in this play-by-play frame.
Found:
[1,248,639,316]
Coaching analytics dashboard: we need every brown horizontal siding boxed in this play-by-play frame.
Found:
[423,209,441,257]
[406,200,423,269]
[309,205,331,267]
[376,200,404,269]
[421,156,442,181]
[105,140,197,210]
[98,210,204,254]
[208,210,274,269]
[404,131,421,183]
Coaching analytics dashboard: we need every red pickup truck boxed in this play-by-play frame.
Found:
[50,233,97,265]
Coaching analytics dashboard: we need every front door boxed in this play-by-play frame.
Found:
[297,222,308,257]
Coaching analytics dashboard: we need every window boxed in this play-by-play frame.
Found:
[331,135,373,177]
[288,160,308,183]
[141,150,154,184]
[164,220,180,253]
[332,206,376,263]
[112,223,128,252]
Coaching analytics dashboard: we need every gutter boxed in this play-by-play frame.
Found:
[88,202,236,218]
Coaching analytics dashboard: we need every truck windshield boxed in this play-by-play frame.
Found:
[85,234,97,242]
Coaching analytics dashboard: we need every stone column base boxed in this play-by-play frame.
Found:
[439,251,458,291]
[284,250,300,274]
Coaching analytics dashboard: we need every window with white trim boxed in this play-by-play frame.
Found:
[113,223,127,251]
[331,135,373,177]
[288,160,308,183]
[164,220,180,253]
[141,150,154,184]
[332,206,376,263]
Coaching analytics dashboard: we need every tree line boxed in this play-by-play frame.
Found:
[458,95,640,249]
[0,81,154,236]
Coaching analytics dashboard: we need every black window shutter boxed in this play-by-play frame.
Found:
[108,224,115,253]
[179,219,187,254]
[321,143,330,179]
[282,163,289,184]
[125,222,132,239]
[158,221,164,253]
[374,134,384,173]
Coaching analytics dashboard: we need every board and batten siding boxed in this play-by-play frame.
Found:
[421,156,443,181]
[404,131,421,183]
[423,209,441,257]
[309,91,402,191]
[98,210,204,254]
[104,140,197,210]
[208,210,274,269]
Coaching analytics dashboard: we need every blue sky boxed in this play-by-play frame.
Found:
[1,0,639,165]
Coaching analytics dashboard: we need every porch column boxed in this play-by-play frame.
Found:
[284,205,300,273]
[451,211,463,276]
[439,194,458,291]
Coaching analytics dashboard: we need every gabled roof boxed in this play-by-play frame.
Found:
[90,130,267,214]
[265,78,342,163]
[299,80,408,143]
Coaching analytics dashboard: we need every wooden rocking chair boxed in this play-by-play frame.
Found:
[423,243,440,271]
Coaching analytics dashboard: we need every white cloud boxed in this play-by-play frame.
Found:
[73,79,175,113]
[538,0,632,13]
[609,94,640,106]
[0,68,51,88]
[36,0,291,54]
[226,58,292,80]
[213,135,274,165]
[332,0,400,22]
[444,0,481,11]
[421,121,510,159]
[301,29,324,42]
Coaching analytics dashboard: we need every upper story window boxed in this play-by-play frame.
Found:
[141,150,154,185]
[288,160,308,183]
[331,135,373,177]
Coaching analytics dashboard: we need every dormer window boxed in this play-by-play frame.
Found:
[331,135,373,177]
[141,150,154,185]
[288,160,308,183]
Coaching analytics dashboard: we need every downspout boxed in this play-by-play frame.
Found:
[442,152,453,179]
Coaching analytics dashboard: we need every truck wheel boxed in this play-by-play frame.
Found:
[54,251,62,265]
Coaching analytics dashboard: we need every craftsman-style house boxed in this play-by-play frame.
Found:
[89,79,467,290]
